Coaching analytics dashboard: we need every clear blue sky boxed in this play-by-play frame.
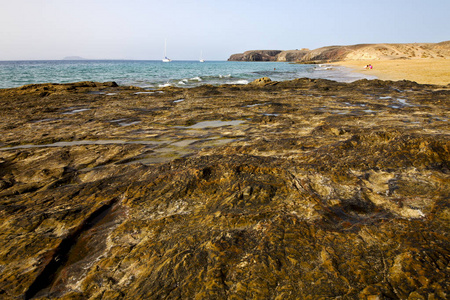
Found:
[1,0,449,60]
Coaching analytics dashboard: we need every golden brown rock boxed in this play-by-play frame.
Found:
[249,77,272,86]
[0,79,449,299]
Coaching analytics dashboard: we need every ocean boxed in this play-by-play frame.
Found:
[0,60,376,89]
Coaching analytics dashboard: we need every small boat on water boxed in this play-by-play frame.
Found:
[162,39,171,62]
[199,51,205,63]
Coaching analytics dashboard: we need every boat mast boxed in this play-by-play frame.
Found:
[164,39,167,58]
[163,39,171,62]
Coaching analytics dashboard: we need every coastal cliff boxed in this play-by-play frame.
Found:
[228,50,283,61]
[228,41,450,62]
[228,49,309,62]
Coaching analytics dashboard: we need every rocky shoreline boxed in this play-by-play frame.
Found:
[0,78,449,299]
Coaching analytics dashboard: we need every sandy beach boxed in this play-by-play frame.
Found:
[333,59,450,85]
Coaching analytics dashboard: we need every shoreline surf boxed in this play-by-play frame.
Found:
[0,60,376,89]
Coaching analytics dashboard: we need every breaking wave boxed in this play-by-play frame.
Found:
[148,74,251,88]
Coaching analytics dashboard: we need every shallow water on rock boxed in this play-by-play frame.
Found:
[119,137,239,165]
[0,140,164,151]
[62,108,91,115]
[169,139,200,147]
[183,120,245,129]
[397,98,414,106]
[30,118,61,123]
[118,121,141,127]
[134,91,156,95]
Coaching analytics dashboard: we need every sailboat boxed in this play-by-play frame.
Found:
[162,39,171,62]
[199,51,205,63]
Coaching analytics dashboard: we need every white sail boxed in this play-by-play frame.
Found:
[199,50,205,62]
[162,39,171,62]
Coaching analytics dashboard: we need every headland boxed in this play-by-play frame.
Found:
[0,78,449,299]
[229,41,450,85]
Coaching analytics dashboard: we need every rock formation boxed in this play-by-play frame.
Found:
[228,50,282,61]
[228,41,450,62]
[304,42,450,62]
[0,79,449,299]
[274,49,310,62]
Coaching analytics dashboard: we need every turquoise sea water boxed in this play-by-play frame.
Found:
[0,60,376,89]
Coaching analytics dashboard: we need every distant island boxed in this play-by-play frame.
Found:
[62,56,88,60]
[228,41,450,63]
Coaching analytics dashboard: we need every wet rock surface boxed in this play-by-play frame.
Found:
[0,79,449,299]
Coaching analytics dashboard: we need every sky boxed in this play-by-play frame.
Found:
[0,0,449,61]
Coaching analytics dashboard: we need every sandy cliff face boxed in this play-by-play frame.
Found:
[299,45,362,62]
[228,41,450,62]
[275,49,310,62]
[343,42,450,60]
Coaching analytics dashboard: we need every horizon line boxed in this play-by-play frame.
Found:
[0,59,230,62]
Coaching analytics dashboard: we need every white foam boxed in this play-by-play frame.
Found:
[159,83,172,88]
[315,65,333,70]
[231,79,249,85]
[191,76,202,81]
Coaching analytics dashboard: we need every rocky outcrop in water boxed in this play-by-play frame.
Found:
[0,79,449,299]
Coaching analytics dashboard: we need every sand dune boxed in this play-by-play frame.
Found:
[300,41,450,62]
[229,41,450,63]
[343,42,450,60]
